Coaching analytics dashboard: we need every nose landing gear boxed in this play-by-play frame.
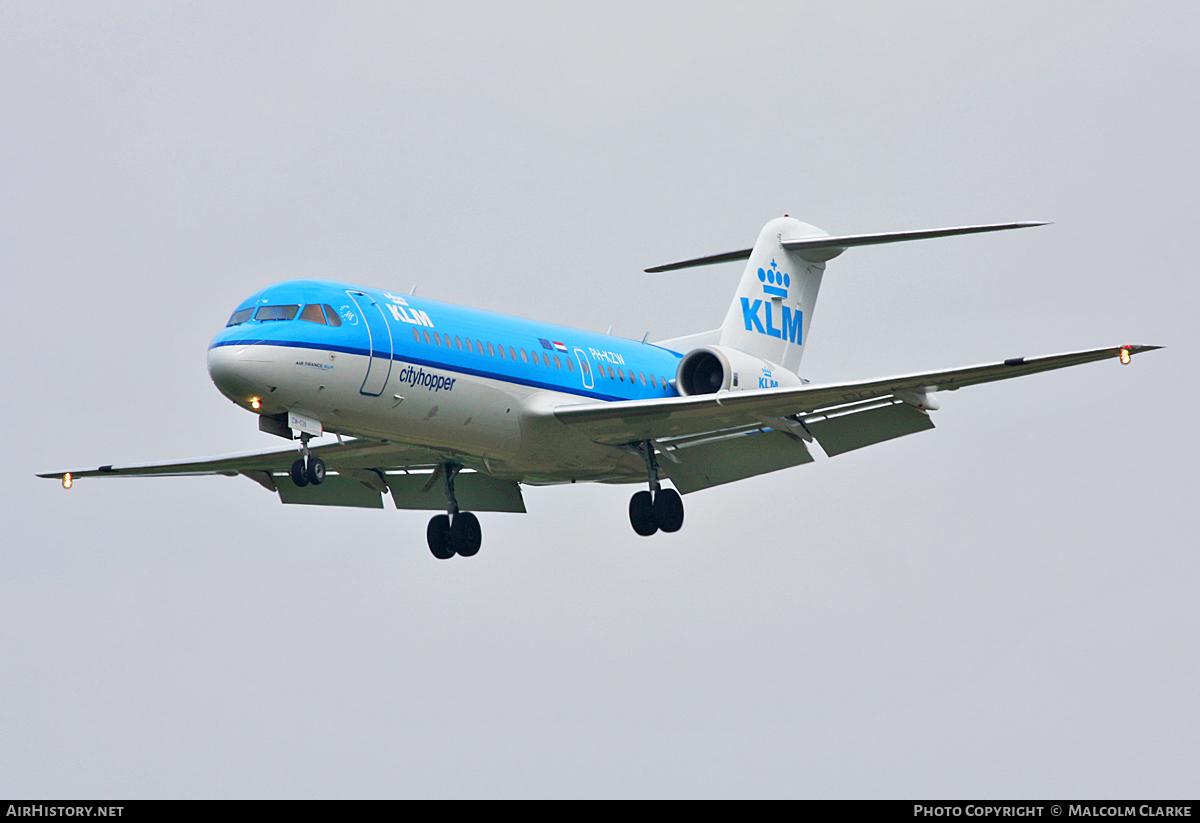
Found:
[628,441,684,536]
[426,463,483,559]
[288,433,326,487]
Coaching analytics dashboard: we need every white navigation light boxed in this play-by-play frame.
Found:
[251,397,262,409]
[62,473,72,489]
[1119,347,1131,365]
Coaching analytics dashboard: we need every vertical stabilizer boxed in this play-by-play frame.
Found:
[718,217,826,373]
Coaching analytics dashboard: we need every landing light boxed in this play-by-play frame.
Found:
[250,397,261,409]
[62,473,72,489]
[1119,348,1131,365]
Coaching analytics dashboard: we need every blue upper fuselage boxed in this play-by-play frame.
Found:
[209,279,684,402]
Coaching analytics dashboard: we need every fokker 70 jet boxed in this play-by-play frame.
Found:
[41,217,1159,559]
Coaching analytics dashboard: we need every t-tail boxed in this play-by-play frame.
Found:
[648,217,1047,375]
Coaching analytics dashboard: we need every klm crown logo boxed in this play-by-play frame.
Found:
[741,258,802,344]
[759,259,790,298]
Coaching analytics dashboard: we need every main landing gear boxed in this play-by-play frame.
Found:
[288,433,326,487]
[426,463,483,560]
[628,441,684,536]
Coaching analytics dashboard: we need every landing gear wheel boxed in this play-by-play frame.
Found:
[306,456,326,485]
[629,490,658,536]
[427,514,454,559]
[653,488,684,533]
[290,458,309,487]
[450,512,482,557]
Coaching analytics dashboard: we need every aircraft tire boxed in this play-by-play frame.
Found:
[427,515,454,559]
[653,488,684,533]
[451,512,482,557]
[629,491,658,536]
[290,458,309,487]
[306,456,326,485]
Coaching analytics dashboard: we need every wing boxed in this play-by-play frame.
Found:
[38,438,526,512]
[552,344,1161,446]
[38,437,440,480]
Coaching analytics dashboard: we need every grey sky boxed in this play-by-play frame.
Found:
[2,1,1196,797]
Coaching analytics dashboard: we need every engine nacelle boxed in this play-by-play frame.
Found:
[675,346,802,396]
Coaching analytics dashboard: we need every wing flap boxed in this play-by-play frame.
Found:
[385,472,526,512]
[278,475,386,509]
[663,429,813,494]
[804,400,935,457]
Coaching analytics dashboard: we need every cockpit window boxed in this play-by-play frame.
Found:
[226,308,255,326]
[299,304,327,324]
[255,305,299,322]
[322,305,342,327]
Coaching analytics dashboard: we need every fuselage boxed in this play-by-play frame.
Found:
[207,279,685,483]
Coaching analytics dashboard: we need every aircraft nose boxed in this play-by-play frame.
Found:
[207,342,276,405]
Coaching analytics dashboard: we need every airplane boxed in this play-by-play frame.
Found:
[40,216,1159,559]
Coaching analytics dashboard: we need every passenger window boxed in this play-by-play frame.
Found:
[618,369,624,382]
[226,308,254,326]
[487,342,495,356]
[508,346,516,360]
[413,327,420,342]
[568,359,575,372]
[464,338,473,353]
[434,333,441,346]
[498,344,505,359]
[424,330,432,345]
[521,349,528,363]
[639,372,646,385]
[444,333,451,347]
[255,305,299,321]
[475,340,483,354]
[322,305,342,326]
[543,353,550,367]
[299,304,327,324]
[455,336,462,350]
[554,355,561,369]
[650,375,657,389]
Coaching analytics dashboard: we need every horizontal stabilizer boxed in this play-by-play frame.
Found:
[644,221,1047,271]
[781,222,1049,262]
[645,248,754,273]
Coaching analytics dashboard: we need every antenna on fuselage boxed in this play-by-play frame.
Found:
[606,324,613,335]
[409,285,416,295]
[641,331,649,343]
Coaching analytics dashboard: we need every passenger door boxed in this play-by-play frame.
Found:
[345,291,393,396]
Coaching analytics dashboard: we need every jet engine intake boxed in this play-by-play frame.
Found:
[675,346,801,396]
